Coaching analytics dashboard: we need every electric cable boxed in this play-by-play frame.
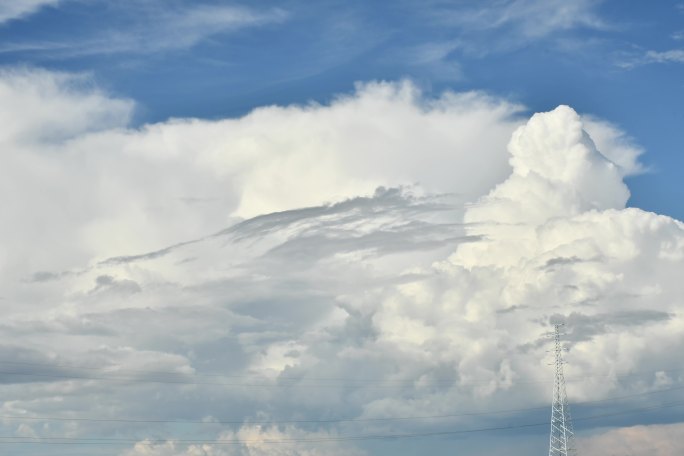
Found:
[0,400,681,446]
[2,383,683,427]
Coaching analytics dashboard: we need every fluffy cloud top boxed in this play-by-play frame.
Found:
[466,105,629,228]
[0,68,681,456]
[0,68,132,142]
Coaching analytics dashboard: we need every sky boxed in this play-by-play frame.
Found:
[0,1,683,455]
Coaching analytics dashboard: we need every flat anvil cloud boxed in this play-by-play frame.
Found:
[0,69,682,456]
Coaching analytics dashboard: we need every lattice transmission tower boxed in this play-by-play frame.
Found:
[548,323,577,456]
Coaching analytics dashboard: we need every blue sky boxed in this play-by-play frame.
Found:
[2,2,684,456]
[1,0,683,218]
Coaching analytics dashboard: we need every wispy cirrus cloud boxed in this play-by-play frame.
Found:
[445,0,608,38]
[618,48,684,68]
[95,3,289,55]
[420,0,609,52]
[1,2,288,56]
[387,40,463,81]
[396,0,611,69]
[0,0,60,25]
[643,49,684,63]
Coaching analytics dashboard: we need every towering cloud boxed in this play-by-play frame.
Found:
[468,105,629,226]
[1,69,682,456]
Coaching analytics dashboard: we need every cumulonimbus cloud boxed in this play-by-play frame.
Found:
[1,67,680,456]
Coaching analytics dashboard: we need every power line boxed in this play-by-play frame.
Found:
[1,380,682,427]
[0,401,681,446]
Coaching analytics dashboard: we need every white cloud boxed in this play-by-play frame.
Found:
[0,71,527,278]
[3,68,683,456]
[0,0,59,24]
[462,105,630,230]
[0,67,134,289]
[372,107,684,412]
[0,67,132,142]
[582,115,645,175]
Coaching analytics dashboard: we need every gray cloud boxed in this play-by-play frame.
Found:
[542,256,595,269]
[550,310,673,343]
[100,239,204,266]
[26,270,65,282]
[90,274,142,295]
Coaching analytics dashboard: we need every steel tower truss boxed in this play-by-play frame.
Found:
[548,324,577,456]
